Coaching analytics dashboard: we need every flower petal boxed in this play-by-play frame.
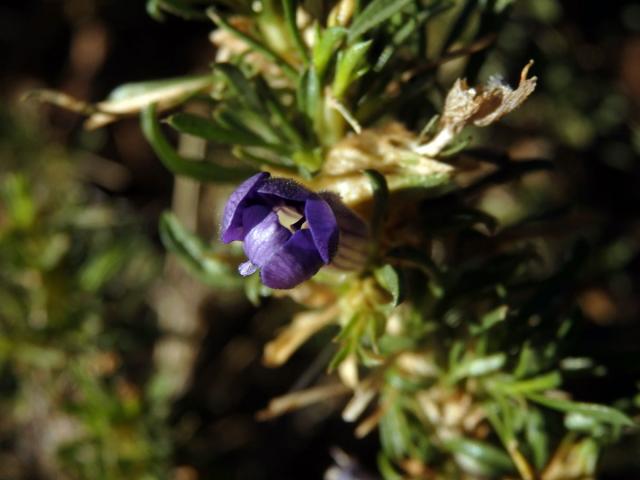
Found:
[304,196,338,264]
[238,261,258,276]
[256,178,313,204]
[242,204,271,233]
[260,230,324,289]
[319,192,369,239]
[243,211,292,267]
[221,172,270,243]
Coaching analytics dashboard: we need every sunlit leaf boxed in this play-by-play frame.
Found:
[313,27,347,78]
[168,112,277,147]
[333,40,372,98]
[445,437,515,476]
[374,264,403,306]
[527,394,635,427]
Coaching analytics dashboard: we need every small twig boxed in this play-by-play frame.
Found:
[22,89,97,115]
[326,94,362,134]
[256,383,351,421]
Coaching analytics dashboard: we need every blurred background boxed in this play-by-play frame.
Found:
[0,0,639,478]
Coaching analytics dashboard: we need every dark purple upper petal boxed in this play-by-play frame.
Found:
[260,229,324,289]
[304,196,339,264]
[256,178,314,204]
[243,211,292,268]
[221,172,270,243]
[241,204,271,235]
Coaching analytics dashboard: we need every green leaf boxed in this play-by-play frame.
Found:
[525,409,550,470]
[385,366,431,393]
[565,412,607,437]
[146,0,165,21]
[374,264,404,306]
[348,0,414,42]
[215,107,284,146]
[214,63,264,112]
[312,27,347,78]
[444,437,515,476]
[440,135,472,157]
[378,334,419,356]
[159,212,242,288]
[168,112,277,147]
[254,77,305,146]
[141,104,257,183]
[377,452,404,480]
[461,353,506,378]
[297,67,321,126]
[470,305,508,335]
[440,0,478,55]
[333,40,372,99]
[372,2,453,72]
[292,149,323,172]
[527,394,635,427]
[37,233,70,270]
[327,344,351,372]
[380,402,411,460]
[497,371,562,395]
[244,272,271,306]
[0,174,35,229]
[79,245,128,292]
[281,0,310,63]
[148,0,207,20]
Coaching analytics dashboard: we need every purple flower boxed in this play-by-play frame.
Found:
[221,172,368,289]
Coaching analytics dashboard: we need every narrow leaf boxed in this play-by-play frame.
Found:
[374,264,404,306]
[312,27,347,78]
[141,104,257,182]
[151,0,207,20]
[498,371,562,395]
[214,63,264,112]
[445,437,515,475]
[159,212,242,288]
[348,0,414,41]
[464,353,506,378]
[168,112,275,147]
[527,394,635,427]
[333,40,372,98]
[282,0,310,62]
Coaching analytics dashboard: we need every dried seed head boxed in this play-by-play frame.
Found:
[416,61,537,156]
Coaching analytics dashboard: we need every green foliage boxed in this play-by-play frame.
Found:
[348,0,415,41]
[0,109,167,479]
[30,0,640,478]
[159,212,243,288]
[141,104,257,182]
